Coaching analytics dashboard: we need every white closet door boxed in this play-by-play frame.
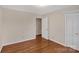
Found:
[65,14,73,47]
[65,14,79,50]
[72,14,79,50]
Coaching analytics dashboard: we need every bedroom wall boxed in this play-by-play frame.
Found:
[45,11,65,46]
[2,8,37,46]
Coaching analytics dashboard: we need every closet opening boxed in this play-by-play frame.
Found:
[36,18,42,40]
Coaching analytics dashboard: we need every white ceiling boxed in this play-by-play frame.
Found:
[1,5,79,15]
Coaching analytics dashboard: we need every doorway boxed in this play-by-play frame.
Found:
[36,18,42,36]
[36,16,49,40]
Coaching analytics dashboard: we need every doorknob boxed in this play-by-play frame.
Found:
[75,33,79,35]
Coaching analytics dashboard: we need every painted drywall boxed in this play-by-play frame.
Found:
[0,7,2,52]
[2,8,37,46]
[45,11,65,46]
[36,18,42,35]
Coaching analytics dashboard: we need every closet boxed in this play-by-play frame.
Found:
[65,13,79,50]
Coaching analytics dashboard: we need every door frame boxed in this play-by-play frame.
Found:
[42,16,49,39]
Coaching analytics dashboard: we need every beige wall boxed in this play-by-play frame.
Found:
[2,8,37,46]
[46,11,65,45]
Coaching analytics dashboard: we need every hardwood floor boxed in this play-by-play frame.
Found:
[1,35,79,53]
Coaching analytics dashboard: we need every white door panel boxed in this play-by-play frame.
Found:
[65,15,73,47]
[65,14,79,50]
[72,15,79,50]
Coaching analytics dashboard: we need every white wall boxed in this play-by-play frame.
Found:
[45,11,65,46]
[2,8,36,46]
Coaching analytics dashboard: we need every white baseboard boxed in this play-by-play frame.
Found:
[67,45,79,51]
[50,39,79,51]
[3,37,35,46]
[50,39,67,47]
[42,38,67,47]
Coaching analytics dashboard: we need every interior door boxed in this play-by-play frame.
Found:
[72,14,79,50]
[42,16,48,39]
[65,14,79,50]
[65,14,73,47]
